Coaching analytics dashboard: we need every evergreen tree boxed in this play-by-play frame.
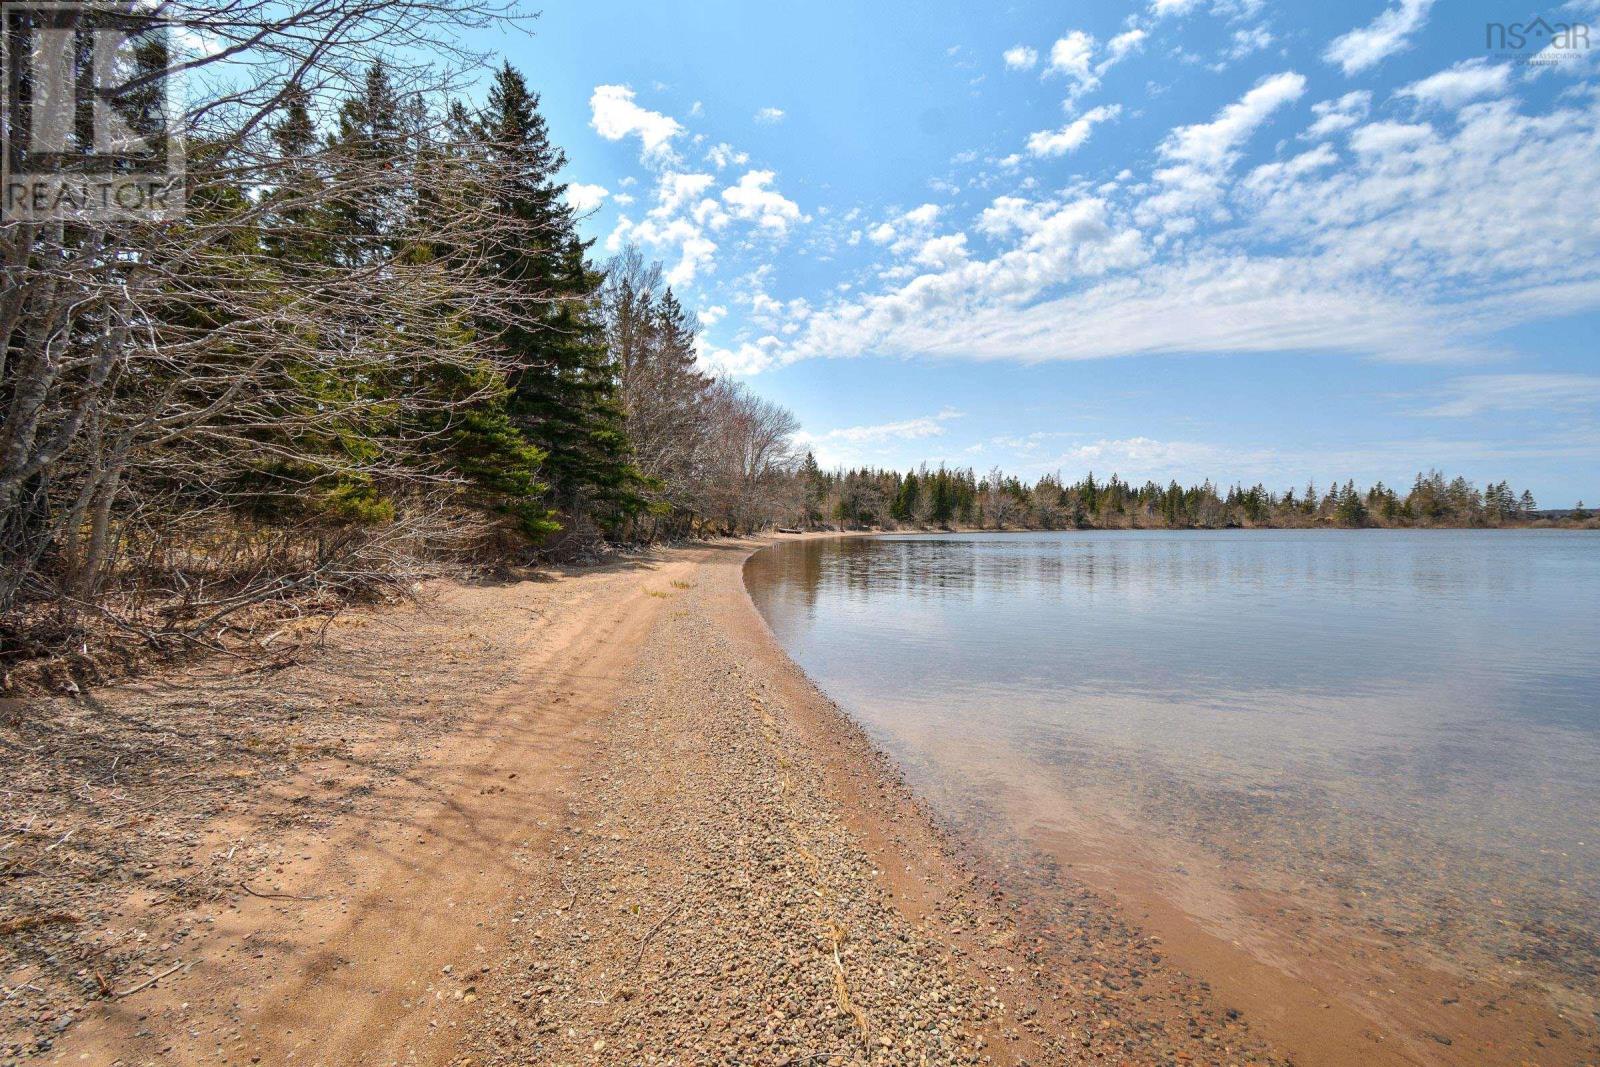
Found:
[798,452,826,527]
[263,83,334,269]
[891,471,921,524]
[326,60,411,265]
[473,63,644,530]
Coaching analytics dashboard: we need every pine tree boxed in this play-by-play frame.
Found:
[798,452,826,527]
[263,83,334,269]
[473,63,644,531]
[326,60,410,266]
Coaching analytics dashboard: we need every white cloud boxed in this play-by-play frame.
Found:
[720,170,803,234]
[914,233,971,269]
[1324,0,1435,76]
[795,409,967,463]
[705,143,749,169]
[977,195,1046,236]
[1048,30,1099,99]
[653,171,715,216]
[697,338,780,376]
[1347,120,1435,156]
[1242,143,1339,193]
[565,183,608,213]
[1106,29,1149,63]
[1027,104,1122,156]
[700,304,728,326]
[798,408,964,447]
[754,107,786,125]
[590,85,684,165]
[1226,25,1275,61]
[1398,59,1512,109]
[1162,71,1308,168]
[1150,0,1203,15]
[1416,374,1600,417]
[747,85,1600,376]
[1139,71,1306,223]
[1304,90,1372,139]
[1003,45,1039,70]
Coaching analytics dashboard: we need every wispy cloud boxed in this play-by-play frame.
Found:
[798,408,964,446]
[1324,0,1435,75]
[1027,104,1122,157]
[1415,374,1600,417]
[1398,58,1511,109]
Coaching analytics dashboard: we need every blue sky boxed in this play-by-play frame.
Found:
[503,0,1598,504]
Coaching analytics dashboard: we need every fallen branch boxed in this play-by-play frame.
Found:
[635,897,686,966]
[113,960,183,998]
[239,880,324,902]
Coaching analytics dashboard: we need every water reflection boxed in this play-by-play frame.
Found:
[745,530,1600,1032]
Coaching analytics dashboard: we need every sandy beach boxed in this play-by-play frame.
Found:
[2,536,1287,1066]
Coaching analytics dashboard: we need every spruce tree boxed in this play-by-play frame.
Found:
[474,63,644,530]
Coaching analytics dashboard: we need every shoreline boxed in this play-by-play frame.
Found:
[744,533,1600,1067]
[8,534,1280,1065]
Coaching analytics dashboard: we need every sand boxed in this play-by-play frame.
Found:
[7,537,1278,1065]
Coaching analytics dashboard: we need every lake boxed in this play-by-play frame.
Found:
[745,530,1600,1064]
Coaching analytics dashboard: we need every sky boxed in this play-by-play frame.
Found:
[499,0,1599,505]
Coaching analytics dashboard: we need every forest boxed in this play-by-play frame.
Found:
[805,465,1590,533]
[1,1,801,683]
[0,0,1587,688]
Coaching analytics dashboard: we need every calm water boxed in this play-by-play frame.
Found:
[745,531,1600,1039]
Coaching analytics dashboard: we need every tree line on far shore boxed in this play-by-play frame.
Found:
[799,465,1594,532]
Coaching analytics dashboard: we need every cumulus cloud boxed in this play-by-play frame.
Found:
[1398,59,1511,109]
[754,107,786,124]
[1003,45,1038,70]
[565,183,608,213]
[590,84,684,164]
[1324,0,1434,75]
[1048,30,1099,98]
[1027,104,1122,157]
[705,142,749,169]
[721,170,803,234]
[744,78,1600,376]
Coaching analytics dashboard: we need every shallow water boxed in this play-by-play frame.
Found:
[745,530,1600,1058]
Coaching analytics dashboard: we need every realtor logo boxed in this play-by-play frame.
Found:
[1485,14,1593,64]
[2,1,184,222]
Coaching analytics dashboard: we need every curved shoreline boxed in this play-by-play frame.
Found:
[23,536,1273,1065]
[740,533,1600,1067]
